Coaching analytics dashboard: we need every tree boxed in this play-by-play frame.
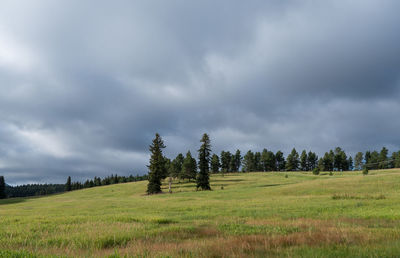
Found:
[65,176,72,191]
[300,150,308,171]
[286,148,299,171]
[365,151,371,165]
[211,154,221,173]
[391,151,400,168]
[197,133,211,190]
[261,149,276,171]
[333,147,348,171]
[348,156,354,171]
[182,151,197,181]
[275,151,285,171]
[379,147,389,169]
[220,151,231,173]
[147,133,167,194]
[233,150,242,172]
[0,176,6,199]
[169,153,184,179]
[307,151,318,170]
[354,152,363,170]
[242,150,255,172]
[254,152,262,171]
[368,151,379,169]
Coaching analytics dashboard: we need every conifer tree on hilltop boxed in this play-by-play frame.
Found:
[0,176,6,199]
[210,154,220,173]
[286,148,299,171]
[147,133,167,194]
[65,176,72,191]
[197,133,211,190]
[181,151,197,181]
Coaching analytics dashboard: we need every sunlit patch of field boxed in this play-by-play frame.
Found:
[2,169,400,257]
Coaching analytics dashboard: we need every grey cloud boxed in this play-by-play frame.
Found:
[0,1,399,184]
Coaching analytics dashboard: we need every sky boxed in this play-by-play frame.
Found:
[1,1,400,184]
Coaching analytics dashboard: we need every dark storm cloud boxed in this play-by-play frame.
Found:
[0,1,399,184]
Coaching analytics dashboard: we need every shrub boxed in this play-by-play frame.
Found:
[312,168,320,175]
[285,174,288,178]
[363,167,369,175]
[329,171,333,176]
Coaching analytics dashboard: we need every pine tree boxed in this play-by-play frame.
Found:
[182,151,197,181]
[65,176,72,191]
[254,152,262,171]
[307,151,318,170]
[275,151,285,171]
[379,147,389,169]
[197,133,211,190]
[147,133,167,194]
[0,176,6,199]
[286,148,299,171]
[220,151,231,173]
[233,150,242,172]
[348,156,354,170]
[211,154,220,173]
[300,150,308,171]
[242,150,255,172]
[354,152,363,170]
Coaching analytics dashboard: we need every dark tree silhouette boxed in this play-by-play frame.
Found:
[147,133,167,194]
[197,133,211,190]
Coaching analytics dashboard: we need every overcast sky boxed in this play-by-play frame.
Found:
[1,1,400,184]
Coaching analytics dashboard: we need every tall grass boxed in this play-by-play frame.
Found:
[1,169,400,257]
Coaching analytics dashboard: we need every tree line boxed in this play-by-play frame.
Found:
[64,174,148,192]
[1,138,400,199]
[145,133,400,194]
[0,174,148,199]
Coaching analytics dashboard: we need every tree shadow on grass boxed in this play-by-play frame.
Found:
[212,179,245,183]
[256,183,289,188]
[0,197,27,205]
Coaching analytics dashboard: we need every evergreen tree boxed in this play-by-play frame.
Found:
[261,149,276,171]
[147,133,166,194]
[169,153,184,179]
[65,176,72,191]
[197,133,211,190]
[307,151,318,170]
[300,150,308,171]
[354,152,364,170]
[379,147,389,169]
[242,150,255,172]
[220,151,231,173]
[233,150,242,172]
[260,149,269,171]
[254,152,262,171]
[0,176,6,199]
[211,154,220,173]
[333,147,345,171]
[321,152,334,171]
[229,157,236,172]
[365,151,371,165]
[368,151,380,169]
[275,151,285,171]
[348,156,354,170]
[182,151,197,181]
[286,148,299,171]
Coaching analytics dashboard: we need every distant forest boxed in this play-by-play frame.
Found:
[2,174,148,199]
[1,146,400,199]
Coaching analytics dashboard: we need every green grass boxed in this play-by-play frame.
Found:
[1,169,400,257]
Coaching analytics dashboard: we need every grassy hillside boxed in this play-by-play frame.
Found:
[2,169,400,257]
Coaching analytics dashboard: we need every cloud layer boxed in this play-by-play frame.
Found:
[1,1,399,184]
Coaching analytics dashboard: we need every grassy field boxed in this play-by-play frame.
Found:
[1,169,400,257]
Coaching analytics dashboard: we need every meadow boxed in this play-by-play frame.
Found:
[1,169,400,257]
